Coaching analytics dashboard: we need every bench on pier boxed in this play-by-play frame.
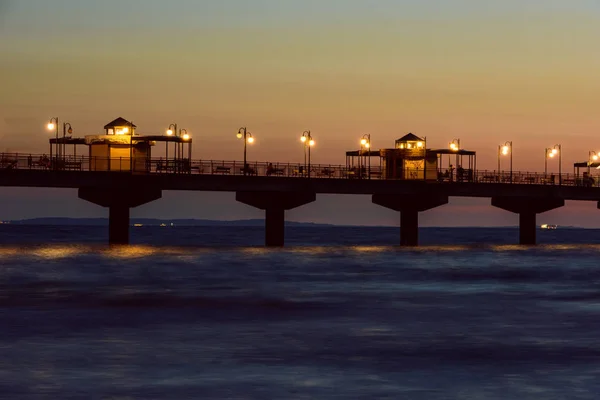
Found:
[213,166,231,174]
[63,161,82,171]
[292,168,307,177]
[28,158,50,169]
[456,169,473,182]
[41,159,82,171]
[240,167,257,175]
[541,178,555,185]
[346,169,366,179]
[156,162,176,173]
[266,168,285,176]
[319,168,335,177]
[191,164,204,173]
[0,159,17,169]
[481,175,498,183]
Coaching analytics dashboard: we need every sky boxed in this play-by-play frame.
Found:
[1,0,600,227]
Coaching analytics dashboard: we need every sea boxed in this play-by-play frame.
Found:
[0,225,599,399]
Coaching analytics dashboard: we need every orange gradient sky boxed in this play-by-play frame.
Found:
[1,0,600,226]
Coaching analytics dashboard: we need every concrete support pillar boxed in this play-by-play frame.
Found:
[109,206,130,245]
[492,197,564,245]
[236,191,316,247]
[265,208,285,247]
[372,194,449,246]
[400,209,419,246]
[519,212,537,245]
[79,187,162,245]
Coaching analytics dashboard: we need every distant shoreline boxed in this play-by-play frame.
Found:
[0,218,582,229]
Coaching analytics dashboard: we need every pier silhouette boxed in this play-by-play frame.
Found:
[1,117,598,246]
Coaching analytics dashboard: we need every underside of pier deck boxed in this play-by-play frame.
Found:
[372,194,449,246]
[79,187,162,244]
[236,191,316,247]
[492,197,564,245]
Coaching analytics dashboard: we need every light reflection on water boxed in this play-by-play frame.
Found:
[1,227,600,398]
[1,242,600,259]
[29,245,83,259]
[102,245,159,259]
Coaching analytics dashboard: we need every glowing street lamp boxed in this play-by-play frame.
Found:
[360,134,371,179]
[47,117,59,163]
[127,120,134,171]
[498,141,513,182]
[238,127,254,175]
[179,129,191,170]
[447,138,461,175]
[166,123,177,161]
[545,144,562,184]
[47,117,73,165]
[301,130,314,178]
[449,138,460,151]
[587,150,600,174]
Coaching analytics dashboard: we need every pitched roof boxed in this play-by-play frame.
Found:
[104,117,136,129]
[396,133,423,142]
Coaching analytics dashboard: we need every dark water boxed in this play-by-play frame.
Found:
[1,226,600,399]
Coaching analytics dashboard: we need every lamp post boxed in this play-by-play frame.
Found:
[47,118,73,166]
[449,138,460,179]
[449,138,460,152]
[181,130,191,162]
[421,137,427,181]
[47,118,59,164]
[301,131,314,178]
[62,123,72,161]
[498,141,513,182]
[545,144,561,184]
[360,134,371,179]
[237,127,254,175]
[179,129,189,171]
[124,122,133,172]
[588,151,599,174]
[166,123,177,162]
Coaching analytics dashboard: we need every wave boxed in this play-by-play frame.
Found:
[0,284,329,312]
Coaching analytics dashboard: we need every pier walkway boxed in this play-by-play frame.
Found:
[1,153,599,246]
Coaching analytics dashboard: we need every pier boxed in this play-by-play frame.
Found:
[1,117,599,246]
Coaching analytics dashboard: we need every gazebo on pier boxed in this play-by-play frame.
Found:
[573,161,599,186]
[345,133,476,181]
[48,117,193,172]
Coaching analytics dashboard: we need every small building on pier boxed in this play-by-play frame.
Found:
[86,118,150,171]
[345,133,476,181]
[49,117,192,172]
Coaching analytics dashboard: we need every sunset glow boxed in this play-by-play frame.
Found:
[1,1,600,226]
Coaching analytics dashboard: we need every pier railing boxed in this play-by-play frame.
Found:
[0,152,598,187]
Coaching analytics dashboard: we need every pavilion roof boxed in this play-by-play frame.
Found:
[103,117,137,129]
[396,133,423,142]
